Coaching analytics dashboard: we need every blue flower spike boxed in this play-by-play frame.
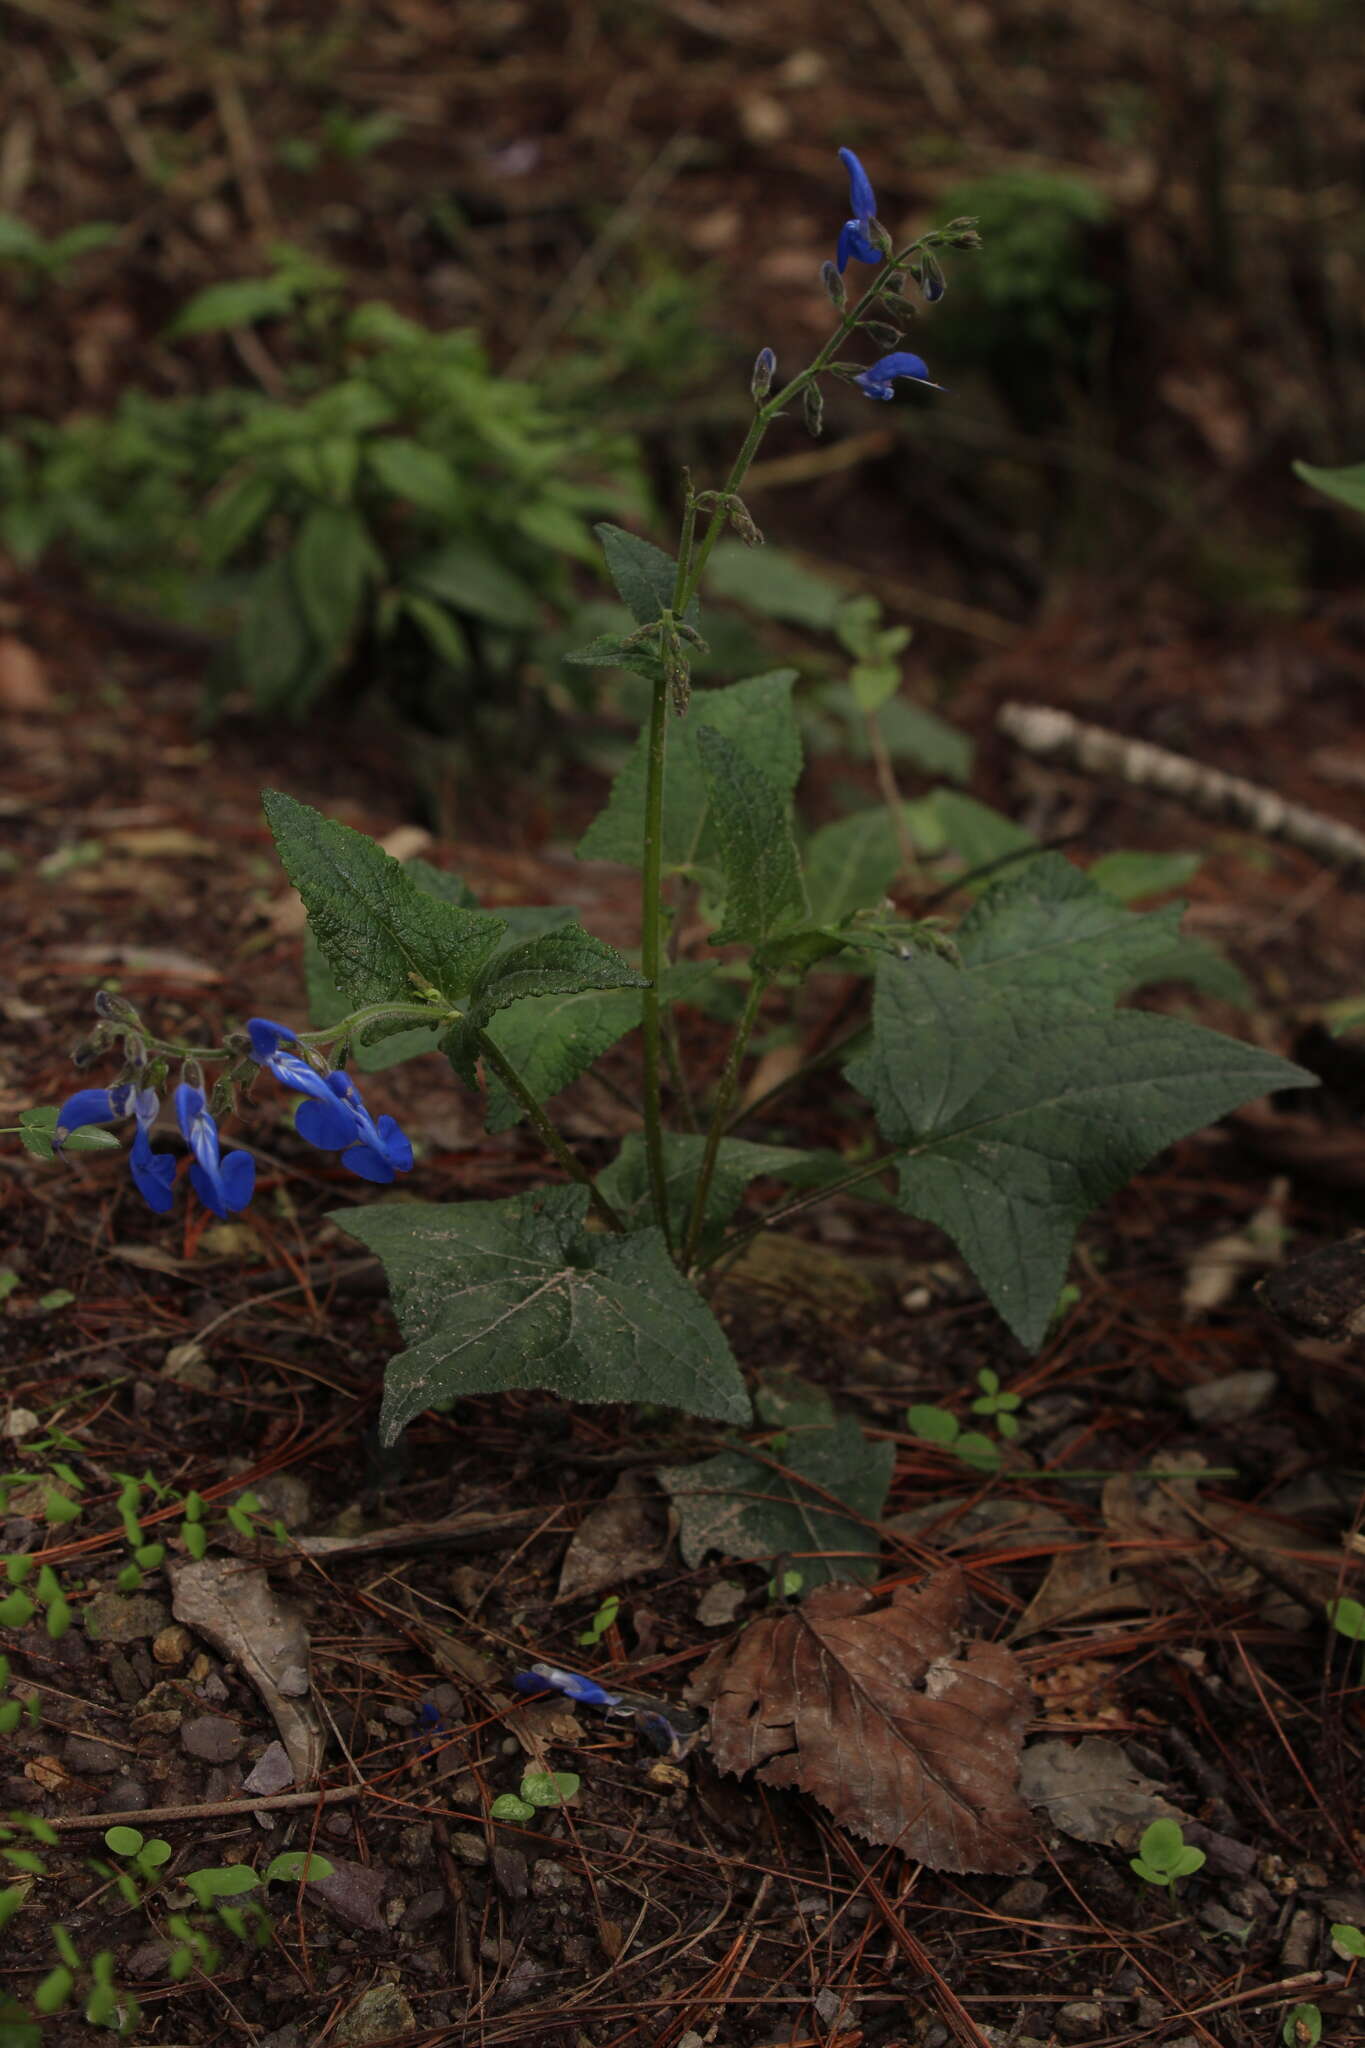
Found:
[854,350,940,401]
[175,1082,255,1220]
[836,147,884,273]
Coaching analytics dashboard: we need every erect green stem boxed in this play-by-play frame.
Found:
[475,1029,625,1234]
[639,664,674,1246]
[681,972,769,1270]
[639,231,936,1253]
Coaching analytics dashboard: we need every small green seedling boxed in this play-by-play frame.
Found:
[1330,1922,1365,1962]
[1328,1596,1365,1677]
[768,1568,805,1600]
[971,1368,1022,1439]
[1130,1817,1206,1889]
[1282,2003,1323,2048]
[492,1771,581,1824]
[578,1593,620,1647]
[94,1827,172,1905]
[907,1403,1001,1474]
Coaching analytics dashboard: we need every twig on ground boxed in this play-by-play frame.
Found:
[999,700,1365,881]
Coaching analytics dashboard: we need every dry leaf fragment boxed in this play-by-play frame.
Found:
[691,1567,1034,1871]
[171,1557,322,1786]
[556,1471,670,1603]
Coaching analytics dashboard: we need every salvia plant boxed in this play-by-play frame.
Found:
[16,148,1313,1454]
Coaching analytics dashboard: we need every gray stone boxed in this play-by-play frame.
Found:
[393,1824,434,1868]
[334,1985,415,2046]
[995,1878,1049,1916]
[180,1713,243,1764]
[243,1741,294,1796]
[400,1888,446,1930]
[1055,2003,1104,2041]
[449,1829,487,1866]
[84,1590,171,1643]
[313,1858,389,1933]
[1182,1369,1277,1427]
[64,1736,121,1774]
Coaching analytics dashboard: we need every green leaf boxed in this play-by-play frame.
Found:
[407,538,541,629]
[198,472,277,569]
[103,1827,144,1858]
[847,948,1315,1350]
[490,1794,536,1823]
[907,1404,960,1446]
[1328,1596,1365,1641]
[520,1770,580,1807]
[264,791,506,1006]
[481,985,645,1133]
[1088,851,1203,902]
[19,1107,121,1159]
[236,555,323,715]
[459,926,648,1035]
[291,505,376,650]
[705,541,844,630]
[598,1133,814,1252]
[332,1185,751,1445]
[954,852,1187,1008]
[563,632,665,683]
[393,592,469,669]
[185,1865,260,1907]
[366,437,461,517]
[1295,458,1365,519]
[263,1851,333,1885]
[578,670,801,871]
[167,276,298,336]
[445,926,648,1097]
[850,659,901,715]
[695,726,806,947]
[1283,2006,1322,2048]
[926,790,1035,873]
[803,810,906,925]
[0,215,43,261]
[659,1381,892,1590]
[1137,1818,1185,1867]
[596,522,697,629]
[1330,1923,1365,1959]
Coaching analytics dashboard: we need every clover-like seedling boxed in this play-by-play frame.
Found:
[578,1593,620,1647]
[1282,2002,1323,2048]
[1330,1922,1365,1962]
[971,1368,1022,1439]
[97,1825,172,1906]
[1328,1597,1365,1678]
[907,1403,1001,1475]
[492,1770,581,1824]
[1130,1817,1206,1889]
[768,1568,804,1601]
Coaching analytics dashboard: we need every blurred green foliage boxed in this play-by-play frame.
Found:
[0,285,647,731]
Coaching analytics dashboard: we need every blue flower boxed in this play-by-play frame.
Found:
[54,1083,176,1213]
[836,147,883,273]
[247,1017,413,1182]
[127,1089,176,1214]
[854,350,935,401]
[175,1083,255,1220]
[296,1071,413,1184]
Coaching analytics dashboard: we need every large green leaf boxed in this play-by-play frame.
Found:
[482,987,645,1132]
[578,669,801,870]
[264,791,506,1006]
[445,925,648,1082]
[333,1185,751,1442]
[954,851,1185,1007]
[658,1379,893,1589]
[599,1133,814,1251]
[696,726,806,947]
[846,949,1314,1348]
[596,522,698,628]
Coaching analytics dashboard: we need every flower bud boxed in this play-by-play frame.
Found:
[802,384,824,439]
[869,218,895,259]
[819,260,846,309]
[727,497,763,547]
[94,990,140,1025]
[944,216,981,249]
[863,320,904,349]
[750,347,777,402]
[918,252,946,302]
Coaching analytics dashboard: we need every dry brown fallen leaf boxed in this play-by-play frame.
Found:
[689,1566,1035,1872]
[171,1557,322,1786]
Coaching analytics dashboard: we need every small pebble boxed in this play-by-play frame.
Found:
[180,1713,243,1764]
[152,1625,192,1666]
[1055,2002,1104,2040]
[64,1736,121,1775]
